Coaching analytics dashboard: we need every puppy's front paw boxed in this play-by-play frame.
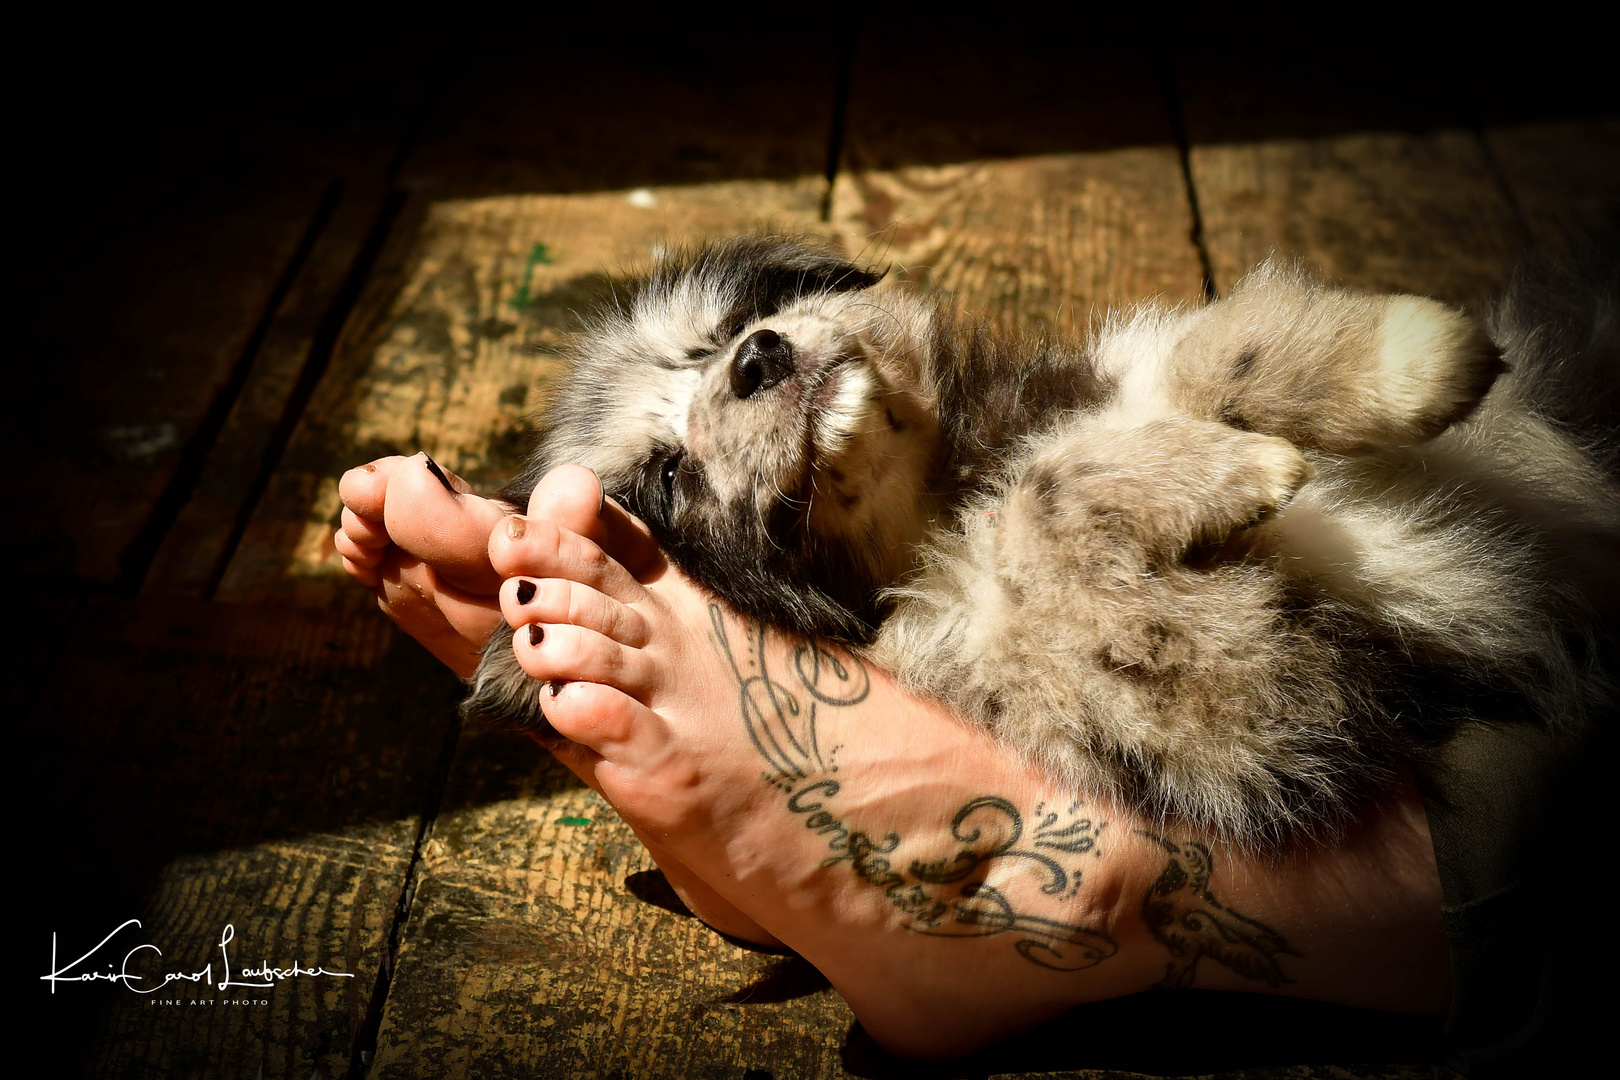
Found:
[1222,430,1314,531]
[1001,419,1311,572]
[1368,296,1504,445]
[1171,265,1505,453]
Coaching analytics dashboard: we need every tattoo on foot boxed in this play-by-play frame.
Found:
[1140,834,1301,988]
[711,605,1118,972]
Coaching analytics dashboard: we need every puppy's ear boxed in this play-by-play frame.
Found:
[701,235,884,314]
[754,247,885,305]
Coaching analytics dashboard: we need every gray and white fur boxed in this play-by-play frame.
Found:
[465,235,1619,848]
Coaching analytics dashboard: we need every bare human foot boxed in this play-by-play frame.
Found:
[498,466,1452,1059]
[335,453,510,677]
[336,455,784,946]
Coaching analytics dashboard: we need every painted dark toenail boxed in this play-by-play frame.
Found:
[516,580,536,604]
[528,624,544,647]
[507,516,527,540]
[587,467,605,516]
[362,463,376,472]
[547,680,564,697]
[423,454,457,495]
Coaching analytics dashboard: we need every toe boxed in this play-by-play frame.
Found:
[338,456,407,520]
[529,463,606,535]
[513,620,660,701]
[491,516,649,606]
[382,454,508,594]
[374,554,502,676]
[336,535,385,574]
[340,506,392,550]
[529,465,667,580]
[502,577,651,647]
[540,679,652,753]
[340,554,381,588]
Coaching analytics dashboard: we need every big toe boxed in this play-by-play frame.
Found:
[530,464,666,580]
[384,454,508,594]
[530,464,607,534]
[338,455,411,520]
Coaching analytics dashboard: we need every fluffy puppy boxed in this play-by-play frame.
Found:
[466,235,1619,847]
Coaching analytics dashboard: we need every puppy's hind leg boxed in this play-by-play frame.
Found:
[1167,262,1504,452]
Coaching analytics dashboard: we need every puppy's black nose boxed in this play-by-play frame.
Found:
[731,328,793,399]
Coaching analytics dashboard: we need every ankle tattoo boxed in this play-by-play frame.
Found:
[709,604,1116,971]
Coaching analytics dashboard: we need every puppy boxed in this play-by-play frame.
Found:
[466,235,1619,847]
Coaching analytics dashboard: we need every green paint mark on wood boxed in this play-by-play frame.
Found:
[555,816,591,826]
[507,243,556,309]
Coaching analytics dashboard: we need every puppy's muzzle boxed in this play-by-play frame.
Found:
[731,329,794,398]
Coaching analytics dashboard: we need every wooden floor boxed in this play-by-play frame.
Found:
[17,19,1617,1080]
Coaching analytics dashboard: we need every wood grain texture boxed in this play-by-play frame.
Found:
[1484,119,1620,249]
[832,150,1205,336]
[835,24,1202,331]
[368,726,857,1080]
[82,833,412,1080]
[214,179,832,609]
[21,597,459,1079]
[17,177,331,587]
[140,179,403,599]
[17,39,430,592]
[1188,132,1526,307]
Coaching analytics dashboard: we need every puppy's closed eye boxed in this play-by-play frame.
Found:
[630,448,692,529]
[660,452,683,508]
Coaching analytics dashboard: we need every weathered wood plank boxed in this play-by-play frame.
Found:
[81,833,412,1080]
[835,29,1204,330]
[1484,119,1620,250]
[139,182,407,599]
[368,725,858,1080]
[18,177,331,588]
[1175,45,1530,307]
[1187,133,1526,307]
[17,44,428,593]
[22,598,459,1079]
[831,149,1206,335]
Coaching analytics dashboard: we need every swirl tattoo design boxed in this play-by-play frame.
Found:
[1139,834,1300,988]
[710,605,1117,972]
